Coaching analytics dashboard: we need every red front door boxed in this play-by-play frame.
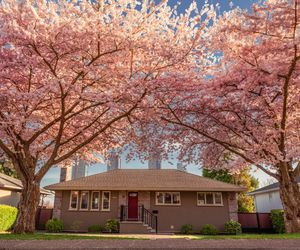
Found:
[128,192,138,220]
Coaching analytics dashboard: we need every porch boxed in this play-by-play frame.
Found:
[119,205,157,234]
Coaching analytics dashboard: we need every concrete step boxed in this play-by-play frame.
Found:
[119,221,155,234]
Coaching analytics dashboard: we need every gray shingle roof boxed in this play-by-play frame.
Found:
[248,175,300,195]
[45,169,246,192]
[0,173,52,195]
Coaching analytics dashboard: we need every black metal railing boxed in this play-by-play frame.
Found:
[120,205,158,233]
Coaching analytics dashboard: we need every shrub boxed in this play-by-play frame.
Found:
[200,224,219,235]
[270,209,285,233]
[180,224,193,234]
[0,205,18,231]
[70,220,82,231]
[88,224,104,233]
[224,220,242,235]
[45,218,64,233]
[105,219,119,233]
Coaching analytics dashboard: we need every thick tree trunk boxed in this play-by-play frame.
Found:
[13,180,40,233]
[278,163,300,233]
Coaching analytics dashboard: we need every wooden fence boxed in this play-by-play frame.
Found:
[35,207,53,230]
[238,212,273,233]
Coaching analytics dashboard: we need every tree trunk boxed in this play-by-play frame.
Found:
[13,180,40,233]
[278,163,300,233]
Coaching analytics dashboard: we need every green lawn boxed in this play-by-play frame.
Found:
[0,232,147,240]
[1,232,300,240]
[190,233,300,240]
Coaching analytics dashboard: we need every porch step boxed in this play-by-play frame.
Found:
[119,221,155,234]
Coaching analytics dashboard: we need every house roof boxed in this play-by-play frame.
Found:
[45,169,246,192]
[248,175,300,195]
[0,173,53,195]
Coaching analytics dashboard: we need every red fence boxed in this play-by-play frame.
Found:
[238,212,273,232]
[35,207,53,230]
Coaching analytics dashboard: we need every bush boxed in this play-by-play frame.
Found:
[45,218,64,233]
[224,220,242,235]
[88,224,104,233]
[105,219,119,233]
[270,209,285,233]
[0,205,18,231]
[200,224,219,235]
[180,224,193,234]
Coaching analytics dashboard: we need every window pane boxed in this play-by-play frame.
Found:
[215,193,222,204]
[70,191,78,209]
[197,193,205,205]
[164,193,172,204]
[156,192,164,204]
[80,191,89,209]
[206,193,214,204]
[91,192,99,210]
[102,191,110,210]
[172,193,180,204]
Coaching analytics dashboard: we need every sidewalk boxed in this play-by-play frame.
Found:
[1,238,300,250]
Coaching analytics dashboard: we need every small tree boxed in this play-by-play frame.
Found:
[0,0,213,233]
[203,168,259,212]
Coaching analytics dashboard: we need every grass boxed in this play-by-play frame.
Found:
[190,233,300,240]
[1,232,300,240]
[0,232,148,240]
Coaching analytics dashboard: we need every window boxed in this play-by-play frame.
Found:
[101,191,110,211]
[197,192,223,206]
[80,191,89,210]
[155,192,181,205]
[69,191,79,210]
[91,191,100,211]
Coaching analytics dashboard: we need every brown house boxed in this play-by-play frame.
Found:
[45,169,245,233]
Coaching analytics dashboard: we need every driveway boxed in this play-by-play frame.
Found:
[1,239,300,250]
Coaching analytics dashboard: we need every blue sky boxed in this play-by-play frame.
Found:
[41,0,273,189]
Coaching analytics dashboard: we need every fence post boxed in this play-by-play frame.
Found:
[256,212,261,234]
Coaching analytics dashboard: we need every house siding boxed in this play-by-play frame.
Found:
[254,191,283,213]
[149,191,231,233]
[0,189,20,207]
[60,190,119,231]
[57,190,234,232]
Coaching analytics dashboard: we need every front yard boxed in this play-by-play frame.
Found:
[1,232,300,240]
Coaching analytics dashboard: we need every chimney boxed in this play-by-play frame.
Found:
[107,151,120,171]
[177,162,186,172]
[72,159,86,179]
[148,151,161,169]
[60,161,72,182]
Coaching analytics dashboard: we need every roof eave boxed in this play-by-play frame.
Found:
[46,186,246,192]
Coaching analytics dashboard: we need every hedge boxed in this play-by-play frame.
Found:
[270,209,285,233]
[0,205,18,231]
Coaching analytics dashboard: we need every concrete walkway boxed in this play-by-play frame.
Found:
[1,239,300,250]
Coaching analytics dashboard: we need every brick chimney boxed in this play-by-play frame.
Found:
[59,161,72,182]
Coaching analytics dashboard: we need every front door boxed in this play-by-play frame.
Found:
[128,192,138,220]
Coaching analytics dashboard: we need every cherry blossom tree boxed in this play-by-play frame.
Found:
[0,0,212,233]
[159,0,300,232]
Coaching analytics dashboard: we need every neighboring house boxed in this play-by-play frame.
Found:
[0,173,53,207]
[46,169,245,233]
[248,176,300,213]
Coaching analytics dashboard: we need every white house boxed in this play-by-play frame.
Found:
[249,176,300,213]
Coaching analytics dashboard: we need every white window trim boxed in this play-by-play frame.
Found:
[79,191,89,211]
[155,192,181,206]
[69,191,79,210]
[90,191,100,211]
[101,191,111,211]
[197,192,223,206]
